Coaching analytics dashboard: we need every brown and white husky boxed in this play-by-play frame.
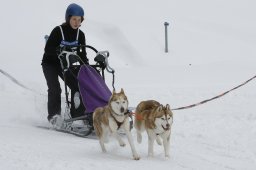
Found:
[135,100,173,158]
[93,88,140,160]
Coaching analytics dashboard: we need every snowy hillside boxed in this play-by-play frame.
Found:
[0,0,256,170]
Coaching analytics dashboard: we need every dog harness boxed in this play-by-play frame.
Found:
[110,111,130,130]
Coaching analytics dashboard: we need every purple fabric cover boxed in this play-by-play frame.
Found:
[77,65,112,113]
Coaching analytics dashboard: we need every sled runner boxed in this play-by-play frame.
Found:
[36,124,98,138]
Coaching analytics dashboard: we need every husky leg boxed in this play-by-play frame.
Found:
[163,133,171,158]
[99,136,107,153]
[156,134,162,145]
[147,130,155,157]
[98,125,107,152]
[123,120,140,160]
[112,130,126,147]
[108,118,126,146]
[137,131,142,143]
[135,120,144,144]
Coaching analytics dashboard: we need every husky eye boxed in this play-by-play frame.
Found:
[161,118,165,120]
[122,101,126,104]
[168,117,171,120]
[116,102,120,104]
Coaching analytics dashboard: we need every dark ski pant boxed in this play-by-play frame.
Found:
[42,63,85,121]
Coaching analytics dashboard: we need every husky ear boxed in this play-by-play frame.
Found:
[166,104,171,110]
[157,105,163,112]
[121,88,124,94]
[112,89,116,94]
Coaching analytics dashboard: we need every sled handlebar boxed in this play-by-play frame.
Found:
[59,44,115,73]
[57,45,115,73]
[96,51,115,74]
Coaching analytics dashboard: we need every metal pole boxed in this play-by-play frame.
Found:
[164,22,169,53]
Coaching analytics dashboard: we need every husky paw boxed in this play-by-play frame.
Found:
[100,143,107,153]
[102,148,107,153]
[133,154,140,160]
[120,142,126,147]
[165,154,170,159]
[118,138,126,147]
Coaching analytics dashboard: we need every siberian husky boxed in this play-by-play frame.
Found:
[93,88,140,160]
[135,100,173,158]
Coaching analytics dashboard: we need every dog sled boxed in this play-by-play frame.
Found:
[51,43,133,137]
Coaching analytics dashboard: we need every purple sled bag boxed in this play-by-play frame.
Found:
[77,65,112,113]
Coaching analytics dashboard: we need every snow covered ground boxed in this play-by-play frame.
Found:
[0,0,256,169]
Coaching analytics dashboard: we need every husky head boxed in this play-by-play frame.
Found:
[150,104,173,131]
[110,88,129,116]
